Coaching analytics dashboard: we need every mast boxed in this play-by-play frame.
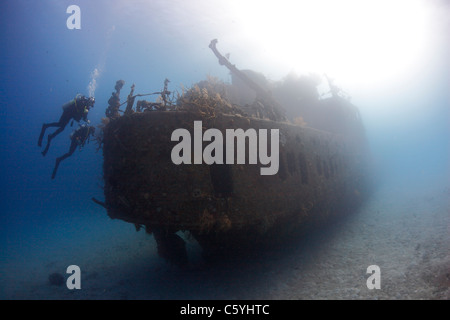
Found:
[209,39,286,121]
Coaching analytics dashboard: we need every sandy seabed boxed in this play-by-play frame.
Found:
[1,172,449,300]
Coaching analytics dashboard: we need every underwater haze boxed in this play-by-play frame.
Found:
[0,0,449,300]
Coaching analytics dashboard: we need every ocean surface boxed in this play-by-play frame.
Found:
[0,0,448,300]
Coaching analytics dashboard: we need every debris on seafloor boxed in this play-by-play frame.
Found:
[48,272,65,286]
[93,39,371,267]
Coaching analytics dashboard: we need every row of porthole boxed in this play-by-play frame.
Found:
[279,151,309,184]
[279,151,344,183]
[316,155,340,179]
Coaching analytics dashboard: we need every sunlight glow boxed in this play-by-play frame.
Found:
[226,0,433,94]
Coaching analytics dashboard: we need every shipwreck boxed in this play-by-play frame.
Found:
[96,39,371,266]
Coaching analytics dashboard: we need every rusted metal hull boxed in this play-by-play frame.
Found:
[102,109,370,261]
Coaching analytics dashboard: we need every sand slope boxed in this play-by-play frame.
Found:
[1,172,448,300]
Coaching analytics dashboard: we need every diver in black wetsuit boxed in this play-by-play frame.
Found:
[38,95,95,156]
[51,124,96,179]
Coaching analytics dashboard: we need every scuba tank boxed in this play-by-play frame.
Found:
[62,94,82,111]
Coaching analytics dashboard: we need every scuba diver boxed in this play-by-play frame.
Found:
[51,124,96,180]
[38,94,95,156]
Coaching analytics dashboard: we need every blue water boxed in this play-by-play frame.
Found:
[0,1,448,300]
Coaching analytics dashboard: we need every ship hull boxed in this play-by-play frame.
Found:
[102,110,370,262]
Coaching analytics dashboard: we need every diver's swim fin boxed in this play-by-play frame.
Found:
[38,124,46,147]
[51,158,61,179]
[42,135,51,156]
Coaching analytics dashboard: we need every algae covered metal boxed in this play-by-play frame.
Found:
[98,40,371,265]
